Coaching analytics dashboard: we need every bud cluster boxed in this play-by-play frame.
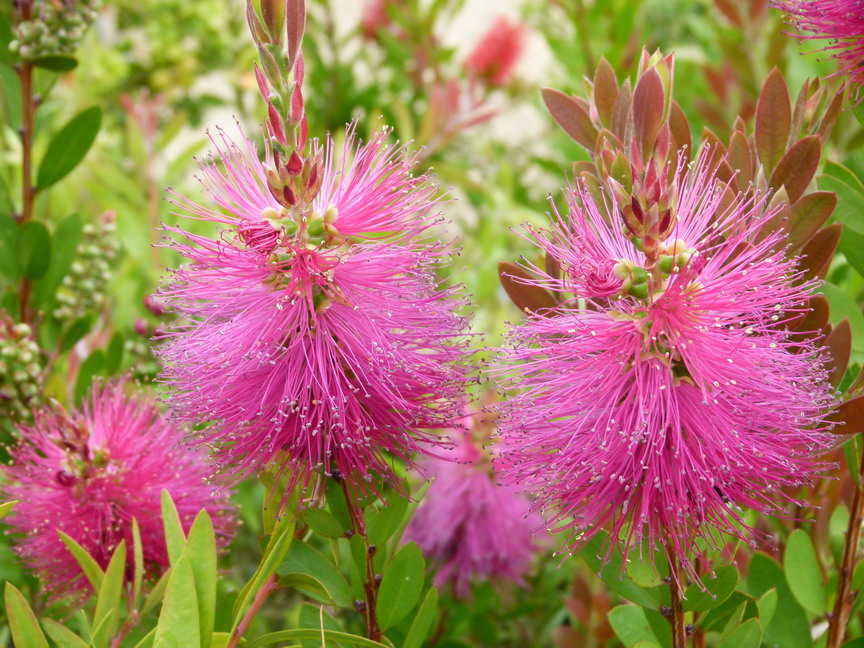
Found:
[0,318,42,422]
[10,0,99,60]
[54,216,119,323]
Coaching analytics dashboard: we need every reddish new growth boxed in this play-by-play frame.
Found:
[495,153,835,580]
[3,381,235,601]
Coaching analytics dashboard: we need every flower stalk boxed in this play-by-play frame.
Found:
[342,479,382,642]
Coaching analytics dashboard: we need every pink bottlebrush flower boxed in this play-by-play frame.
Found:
[465,16,528,87]
[495,156,835,580]
[772,0,864,101]
[2,381,235,601]
[361,0,405,40]
[406,419,540,599]
[157,126,470,490]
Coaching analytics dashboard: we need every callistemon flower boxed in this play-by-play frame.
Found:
[406,417,540,598]
[495,155,835,578]
[771,0,864,101]
[157,126,470,490]
[464,16,528,87]
[2,381,234,601]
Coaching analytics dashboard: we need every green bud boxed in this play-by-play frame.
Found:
[628,281,649,299]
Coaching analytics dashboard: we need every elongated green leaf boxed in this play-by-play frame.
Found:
[245,630,387,648]
[301,507,345,538]
[186,510,218,648]
[368,492,410,546]
[142,567,172,616]
[133,628,157,648]
[579,531,661,609]
[16,220,51,279]
[154,555,200,648]
[0,215,18,280]
[376,541,425,630]
[5,582,50,648]
[74,350,104,404]
[58,530,105,591]
[36,106,102,190]
[784,529,825,615]
[41,619,87,648]
[32,213,83,307]
[748,553,813,648]
[757,589,778,629]
[298,603,342,648]
[403,587,439,648]
[132,517,144,603]
[31,55,77,71]
[608,605,669,647]
[93,540,126,648]
[279,572,339,607]
[279,541,352,608]
[0,499,18,518]
[682,565,738,612]
[718,618,762,648]
[0,11,15,66]
[161,489,186,565]
[818,173,864,236]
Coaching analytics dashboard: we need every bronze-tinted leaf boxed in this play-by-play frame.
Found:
[829,394,864,434]
[789,191,837,249]
[769,135,821,203]
[792,295,830,333]
[789,79,811,145]
[612,79,632,141]
[593,57,619,128]
[817,87,845,142]
[727,130,753,189]
[545,252,561,281]
[715,0,743,27]
[632,68,664,159]
[542,87,598,150]
[755,68,791,175]
[498,262,559,315]
[757,189,791,245]
[799,222,842,281]
[824,318,852,388]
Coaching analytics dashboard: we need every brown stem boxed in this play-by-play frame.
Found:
[227,573,279,648]
[692,559,705,648]
[341,480,382,642]
[15,1,37,323]
[826,438,864,648]
[667,553,688,648]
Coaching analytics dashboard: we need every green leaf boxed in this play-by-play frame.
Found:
[30,55,77,71]
[784,529,825,615]
[233,490,298,625]
[245,630,387,648]
[608,605,669,647]
[830,505,850,567]
[747,553,813,648]
[16,220,52,279]
[376,541,425,630]
[132,518,144,603]
[0,63,22,129]
[854,101,864,128]
[757,589,778,629]
[0,215,18,280]
[142,567,172,617]
[279,541,352,608]
[842,640,864,648]
[403,588,439,648]
[105,332,124,375]
[279,572,340,607]
[626,558,664,588]
[74,350,104,404]
[840,227,864,278]
[718,618,762,648]
[185,510,218,648]
[58,530,105,592]
[579,531,661,609]
[161,489,186,566]
[36,106,102,190]
[31,213,82,307]
[821,282,864,353]
[5,583,50,648]
[368,491,410,546]
[93,540,126,648]
[682,566,738,612]
[298,603,343,648]
[133,628,157,648]
[154,555,200,648]
[41,619,87,648]
[301,507,345,538]
[818,173,864,236]
[61,316,94,353]
[324,477,353,530]
[0,499,18,518]
[0,11,16,66]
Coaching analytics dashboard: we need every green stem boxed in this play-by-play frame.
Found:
[341,480,382,642]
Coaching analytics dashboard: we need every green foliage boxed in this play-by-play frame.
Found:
[376,542,426,630]
[36,106,102,190]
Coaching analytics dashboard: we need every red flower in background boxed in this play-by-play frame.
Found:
[465,16,528,87]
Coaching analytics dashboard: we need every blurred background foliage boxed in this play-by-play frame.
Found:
[1,0,864,646]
